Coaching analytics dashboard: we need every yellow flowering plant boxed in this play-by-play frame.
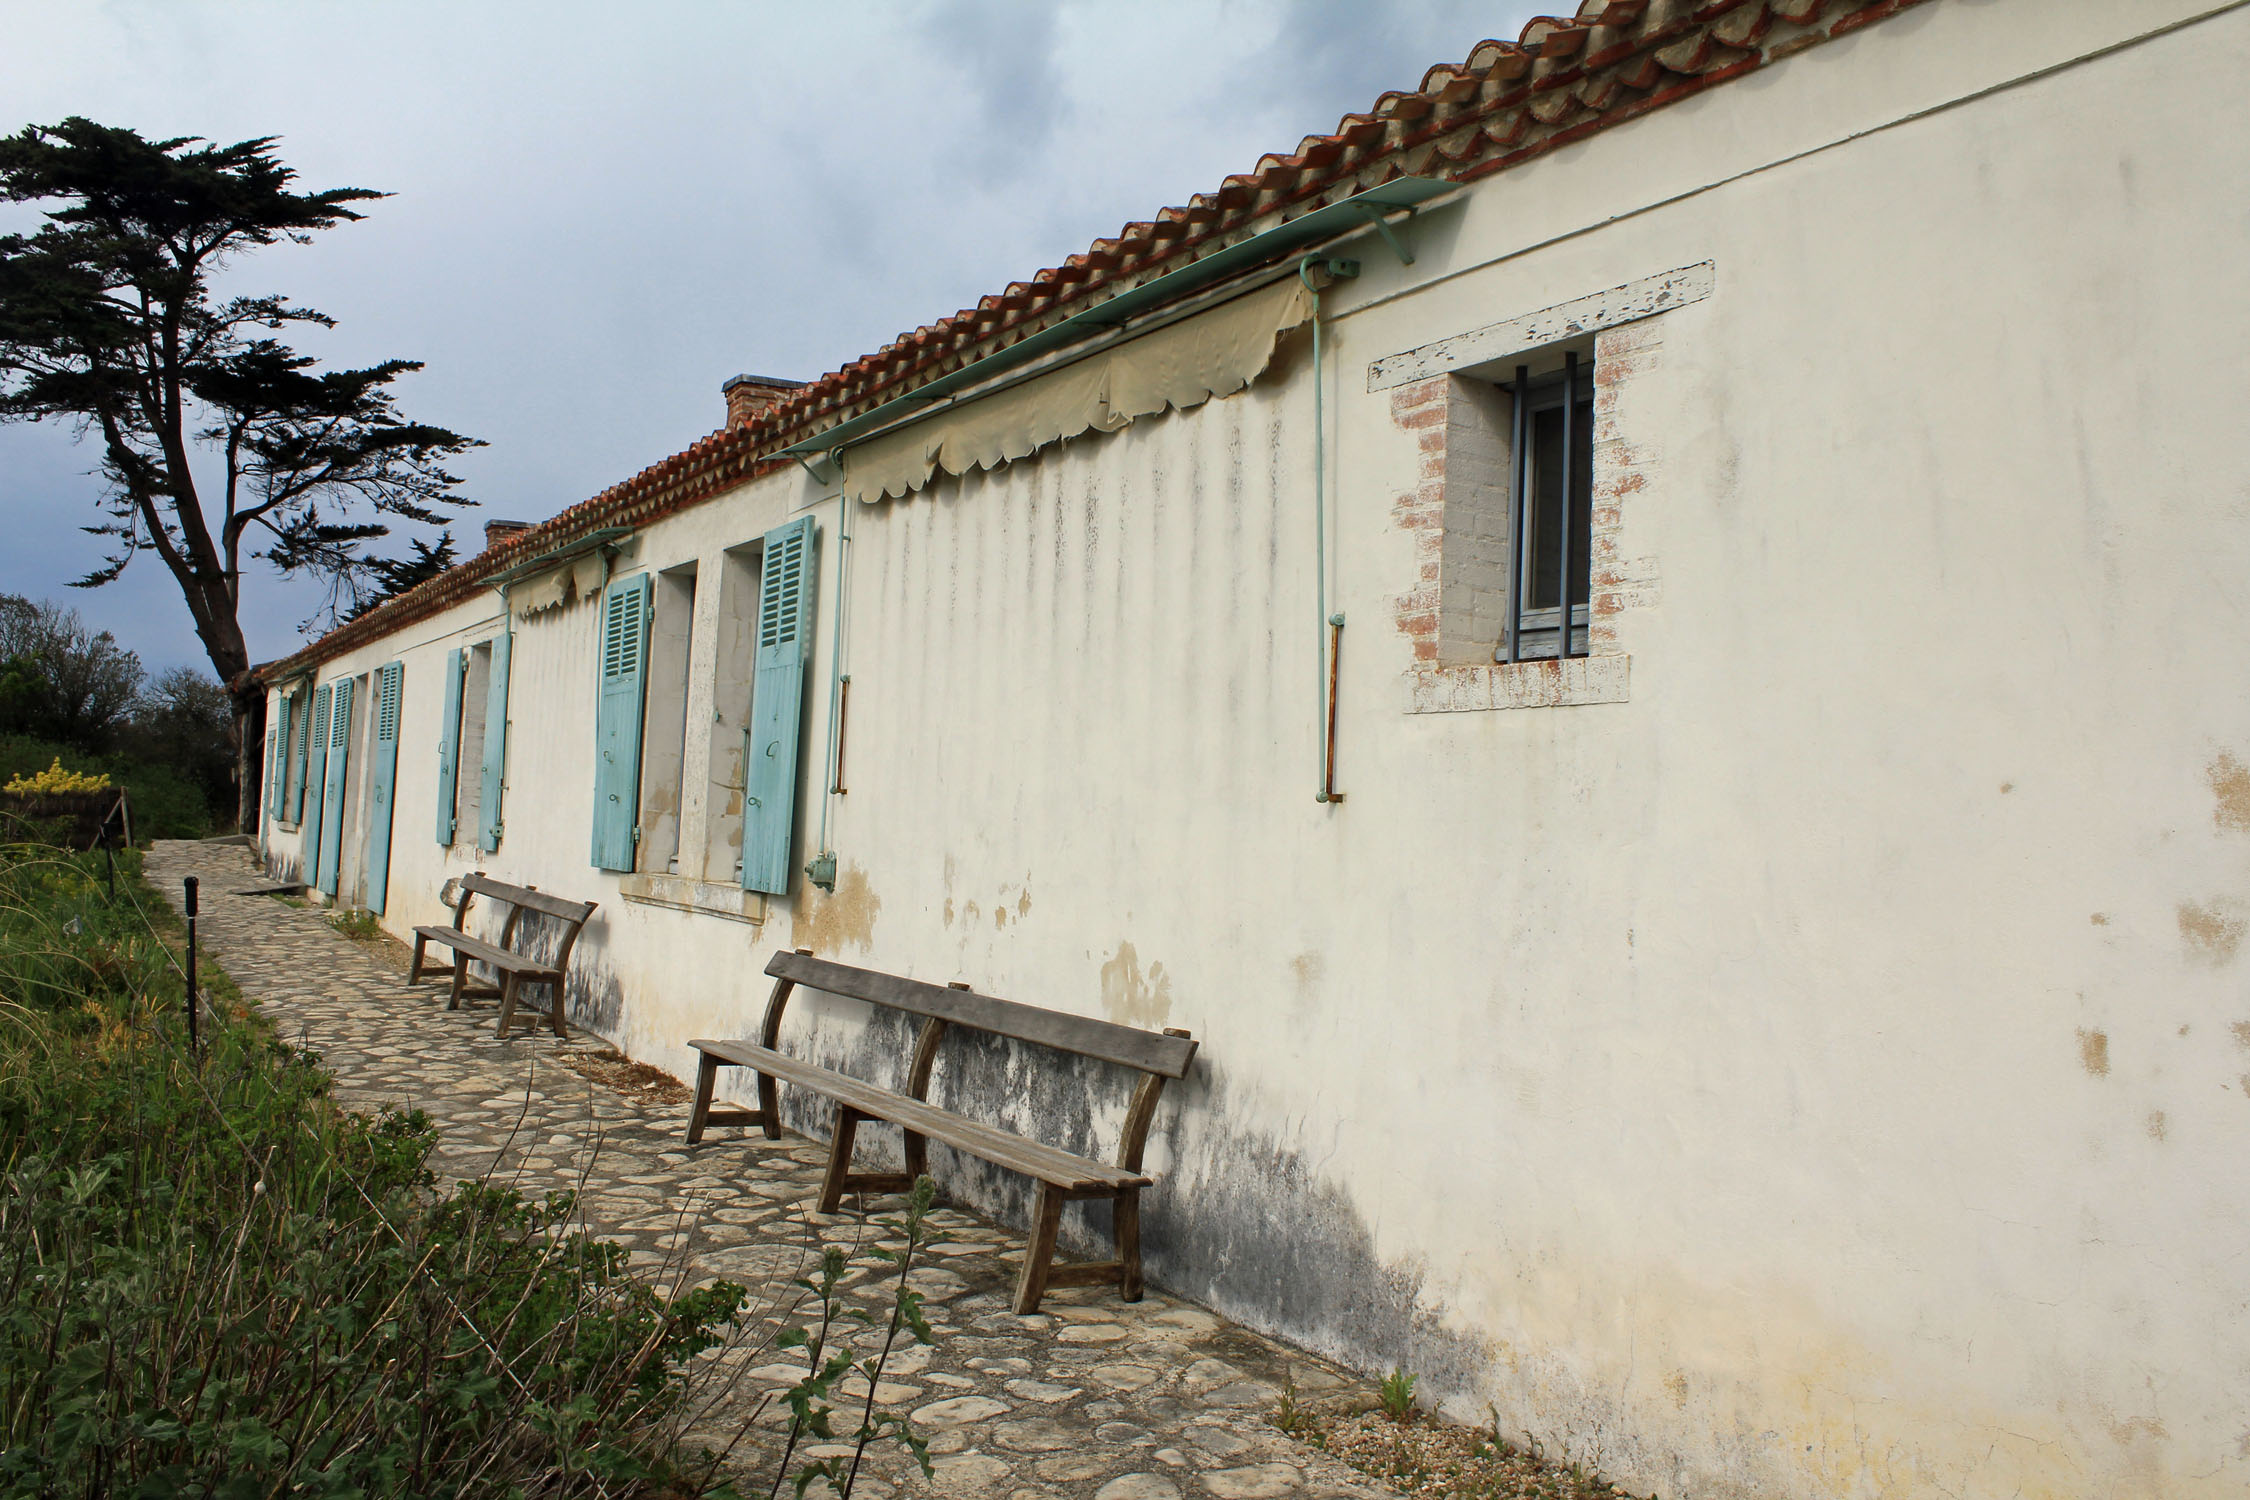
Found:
[3,758,113,795]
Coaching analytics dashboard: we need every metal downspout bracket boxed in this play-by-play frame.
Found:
[1299,253,1359,806]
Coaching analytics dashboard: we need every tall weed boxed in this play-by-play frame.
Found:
[0,843,751,1495]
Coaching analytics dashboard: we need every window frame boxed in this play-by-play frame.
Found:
[1500,353,1594,665]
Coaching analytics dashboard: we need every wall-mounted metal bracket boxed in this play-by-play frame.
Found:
[1351,204,1417,266]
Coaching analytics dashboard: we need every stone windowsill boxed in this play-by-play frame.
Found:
[618,873,768,925]
[1405,653,1630,714]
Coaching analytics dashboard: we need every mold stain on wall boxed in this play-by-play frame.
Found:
[2078,1028,2110,1077]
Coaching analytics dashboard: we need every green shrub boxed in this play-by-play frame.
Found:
[0,733,216,840]
[0,842,748,1495]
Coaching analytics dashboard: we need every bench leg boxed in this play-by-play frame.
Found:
[447,954,468,1011]
[1014,1183,1066,1315]
[495,971,522,1038]
[408,936,426,985]
[758,1070,782,1141]
[686,1051,722,1144]
[545,977,569,1040]
[818,1107,864,1213]
[1114,1187,1144,1302]
[903,1128,929,1182]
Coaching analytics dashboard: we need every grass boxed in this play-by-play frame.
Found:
[328,906,384,940]
[0,841,756,1495]
[1282,1377,1640,1500]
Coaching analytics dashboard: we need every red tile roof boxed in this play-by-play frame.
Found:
[264,0,1929,682]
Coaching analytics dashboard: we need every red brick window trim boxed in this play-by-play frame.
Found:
[1389,318,1664,714]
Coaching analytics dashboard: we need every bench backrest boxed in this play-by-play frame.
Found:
[461,872,597,926]
[767,950,1198,1079]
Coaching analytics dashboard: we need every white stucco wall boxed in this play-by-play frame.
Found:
[265,4,2250,1494]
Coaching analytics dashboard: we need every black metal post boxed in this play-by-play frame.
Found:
[183,876,200,1058]
[1505,363,1530,664]
[1558,350,1578,660]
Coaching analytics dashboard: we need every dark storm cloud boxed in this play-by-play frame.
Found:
[0,1,1541,676]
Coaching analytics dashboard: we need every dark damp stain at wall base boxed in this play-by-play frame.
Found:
[1141,1067,1497,1403]
[761,1000,1496,1406]
[561,938,627,1038]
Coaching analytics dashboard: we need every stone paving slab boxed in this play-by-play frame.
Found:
[146,841,1392,1500]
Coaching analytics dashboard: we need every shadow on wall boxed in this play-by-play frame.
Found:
[767,998,1494,1403]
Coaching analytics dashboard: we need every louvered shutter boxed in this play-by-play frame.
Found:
[477,632,511,852]
[591,574,653,871]
[300,684,332,873]
[316,678,353,897]
[364,662,403,916]
[266,696,292,820]
[286,691,311,821]
[741,516,818,895]
[435,648,465,844]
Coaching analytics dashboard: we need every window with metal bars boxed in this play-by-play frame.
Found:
[1501,353,1594,663]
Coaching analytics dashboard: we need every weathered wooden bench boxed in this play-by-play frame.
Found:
[685,949,1199,1313]
[408,874,597,1039]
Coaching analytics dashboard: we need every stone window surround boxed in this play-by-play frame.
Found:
[1383,269,1697,714]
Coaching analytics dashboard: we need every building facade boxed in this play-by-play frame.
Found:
[259,3,2250,1495]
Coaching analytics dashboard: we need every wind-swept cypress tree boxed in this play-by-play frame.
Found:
[0,117,479,828]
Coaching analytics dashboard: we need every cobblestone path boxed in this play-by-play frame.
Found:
[146,841,1388,1500]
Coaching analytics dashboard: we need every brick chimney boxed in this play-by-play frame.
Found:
[483,519,532,552]
[724,373,805,428]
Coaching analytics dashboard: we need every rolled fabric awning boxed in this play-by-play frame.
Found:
[842,275,1315,505]
[510,549,610,620]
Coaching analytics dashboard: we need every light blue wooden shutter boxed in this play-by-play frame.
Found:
[591,574,653,872]
[478,632,511,852]
[364,662,403,915]
[300,684,332,874]
[266,696,292,819]
[286,691,311,821]
[316,678,353,897]
[741,516,818,895]
[435,648,465,844]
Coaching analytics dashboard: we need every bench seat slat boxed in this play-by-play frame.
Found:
[690,1039,1149,1193]
[413,926,561,978]
[763,953,1198,1079]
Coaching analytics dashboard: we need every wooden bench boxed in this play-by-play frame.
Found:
[409,874,597,1039]
[685,949,1199,1313]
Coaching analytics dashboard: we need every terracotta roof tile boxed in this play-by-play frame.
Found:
[263,0,1930,682]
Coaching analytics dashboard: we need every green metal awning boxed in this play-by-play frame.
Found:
[782,176,1452,461]
[486,526,634,586]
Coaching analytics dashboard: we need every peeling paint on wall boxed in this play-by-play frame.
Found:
[1100,940,1174,1028]
[795,861,881,954]
[2177,900,2243,965]
[2207,752,2250,834]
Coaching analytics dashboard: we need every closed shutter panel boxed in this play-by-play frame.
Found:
[267,697,292,820]
[286,691,311,821]
[590,575,653,872]
[365,662,403,916]
[741,516,818,895]
[300,684,332,873]
[435,648,465,844]
[477,633,511,853]
[316,678,353,897]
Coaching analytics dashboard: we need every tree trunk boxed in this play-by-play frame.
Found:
[231,682,264,838]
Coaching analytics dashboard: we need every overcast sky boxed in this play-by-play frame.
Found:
[0,0,1541,678]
